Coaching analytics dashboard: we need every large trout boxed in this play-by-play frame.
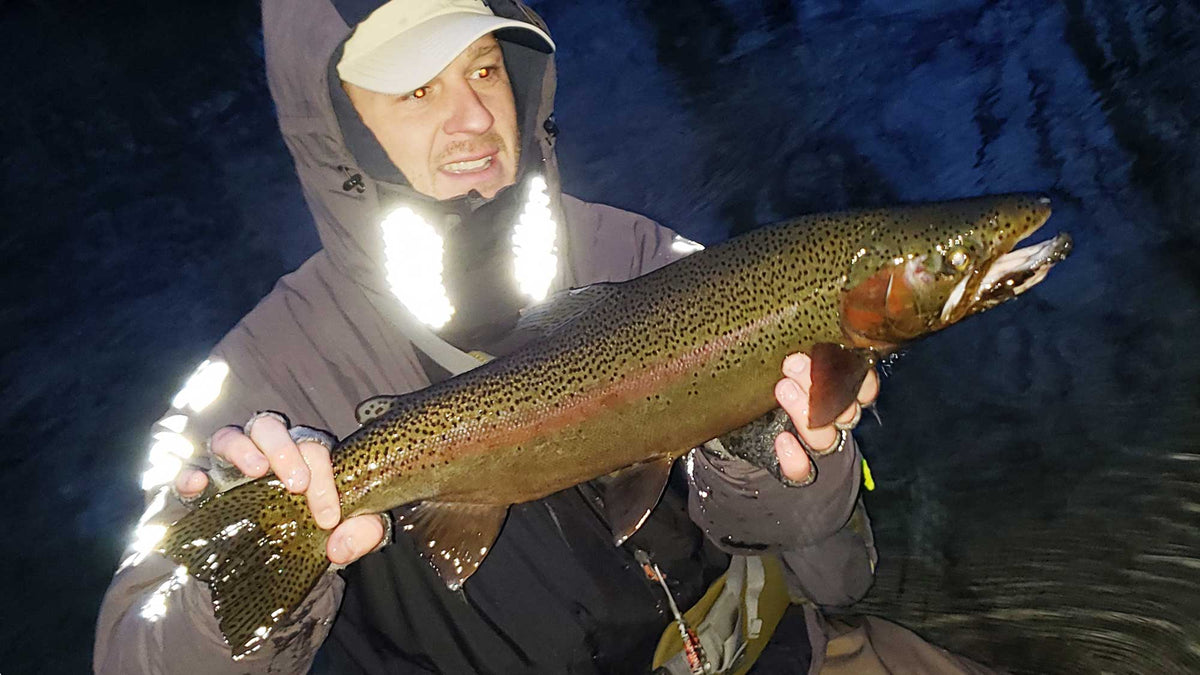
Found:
[159,194,1070,658]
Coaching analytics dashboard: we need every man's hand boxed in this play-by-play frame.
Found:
[174,415,386,565]
[773,353,880,483]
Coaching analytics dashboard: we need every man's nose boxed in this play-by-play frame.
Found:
[443,83,494,136]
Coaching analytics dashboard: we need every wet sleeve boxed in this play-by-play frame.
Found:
[686,437,877,607]
[92,353,343,674]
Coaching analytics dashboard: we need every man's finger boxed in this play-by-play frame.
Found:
[781,352,812,391]
[209,426,270,477]
[774,432,814,483]
[858,369,880,406]
[775,378,839,450]
[299,442,340,530]
[173,468,209,499]
[795,419,839,450]
[834,401,861,427]
[245,415,310,493]
[327,515,386,565]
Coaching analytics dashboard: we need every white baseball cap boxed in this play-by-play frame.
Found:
[337,0,555,95]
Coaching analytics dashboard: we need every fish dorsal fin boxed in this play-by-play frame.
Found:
[517,283,620,336]
[809,343,876,428]
[355,395,404,425]
[395,501,509,590]
[355,351,492,426]
[592,457,674,546]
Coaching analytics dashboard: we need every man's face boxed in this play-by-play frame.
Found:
[344,34,520,201]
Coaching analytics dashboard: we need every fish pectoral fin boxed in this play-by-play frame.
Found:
[516,282,620,336]
[594,457,674,547]
[395,501,509,590]
[354,395,403,425]
[809,343,876,428]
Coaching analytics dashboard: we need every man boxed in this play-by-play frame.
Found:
[94,1,887,673]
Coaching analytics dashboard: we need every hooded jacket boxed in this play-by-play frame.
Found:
[94,1,874,673]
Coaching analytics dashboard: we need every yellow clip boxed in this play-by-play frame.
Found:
[861,458,875,491]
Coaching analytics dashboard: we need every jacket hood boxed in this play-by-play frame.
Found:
[262,0,565,307]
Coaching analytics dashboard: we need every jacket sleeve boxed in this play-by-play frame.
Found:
[687,440,877,607]
[558,195,876,608]
[93,349,344,675]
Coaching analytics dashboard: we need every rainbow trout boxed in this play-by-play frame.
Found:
[159,194,1070,657]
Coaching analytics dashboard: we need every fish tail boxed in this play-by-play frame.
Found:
[157,479,330,659]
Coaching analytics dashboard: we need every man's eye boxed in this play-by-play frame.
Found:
[474,67,493,79]
[402,86,430,101]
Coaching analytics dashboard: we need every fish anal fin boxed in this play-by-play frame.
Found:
[595,457,673,546]
[395,501,509,590]
[355,395,403,425]
[809,343,875,428]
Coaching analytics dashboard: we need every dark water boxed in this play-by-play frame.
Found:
[2,1,1197,672]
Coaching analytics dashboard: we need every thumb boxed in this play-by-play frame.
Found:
[327,514,387,565]
[775,432,817,486]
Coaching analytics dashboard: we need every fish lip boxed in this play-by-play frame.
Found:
[973,231,1073,305]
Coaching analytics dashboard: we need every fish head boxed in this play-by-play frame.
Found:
[839,193,1071,348]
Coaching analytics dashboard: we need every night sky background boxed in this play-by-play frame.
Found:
[2,0,1199,673]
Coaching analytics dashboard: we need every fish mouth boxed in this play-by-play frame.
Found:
[941,231,1073,322]
[977,232,1073,299]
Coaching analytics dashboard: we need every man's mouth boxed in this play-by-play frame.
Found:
[441,154,495,174]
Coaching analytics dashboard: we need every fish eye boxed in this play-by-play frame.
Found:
[947,246,971,271]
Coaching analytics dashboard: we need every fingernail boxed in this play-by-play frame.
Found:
[328,536,345,563]
[778,380,800,402]
[211,426,239,443]
[776,435,815,484]
[175,471,198,496]
[783,353,808,375]
[776,433,798,458]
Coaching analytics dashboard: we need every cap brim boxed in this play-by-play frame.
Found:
[338,12,555,95]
